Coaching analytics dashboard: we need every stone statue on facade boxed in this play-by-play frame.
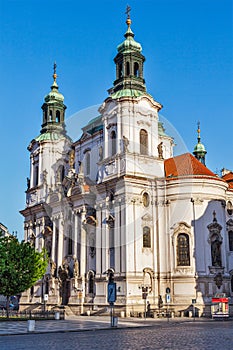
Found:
[42,169,48,185]
[69,149,75,169]
[99,146,103,161]
[211,239,222,267]
[157,142,163,159]
[122,136,129,152]
[73,257,79,279]
[27,177,30,190]
[50,259,56,277]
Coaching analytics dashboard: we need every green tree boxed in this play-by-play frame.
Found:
[0,235,48,317]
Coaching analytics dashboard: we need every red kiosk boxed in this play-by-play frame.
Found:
[211,293,229,318]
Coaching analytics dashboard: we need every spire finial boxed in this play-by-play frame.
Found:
[53,61,57,82]
[197,121,201,143]
[125,5,132,26]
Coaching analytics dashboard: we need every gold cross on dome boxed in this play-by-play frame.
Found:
[53,62,57,75]
[125,5,131,19]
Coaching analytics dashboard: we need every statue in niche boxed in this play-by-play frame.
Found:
[42,169,48,185]
[157,142,163,159]
[50,259,56,277]
[211,238,222,267]
[58,259,70,305]
[29,232,36,247]
[73,257,79,278]
[99,146,103,161]
[58,258,70,281]
[122,136,129,152]
[45,239,52,257]
[27,177,30,190]
[69,149,75,169]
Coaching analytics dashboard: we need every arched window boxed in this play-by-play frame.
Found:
[126,62,130,76]
[67,226,73,256]
[44,110,48,123]
[177,233,190,266]
[143,226,151,248]
[86,152,90,175]
[119,63,123,78]
[49,110,53,121]
[134,62,139,77]
[140,129,148,155]
[88,272,94,294]
[56,111,60,123]
[227,201,233,215]
[34,165,39,187]
[229,231,233,251]
[110,130,116,156]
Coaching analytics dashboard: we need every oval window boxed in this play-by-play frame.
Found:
[142,192,150,207]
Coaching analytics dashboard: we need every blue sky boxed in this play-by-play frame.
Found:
[0,0,232,240]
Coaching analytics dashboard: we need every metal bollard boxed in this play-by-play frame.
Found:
[27,320,35,332]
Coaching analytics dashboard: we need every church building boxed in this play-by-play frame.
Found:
[20,11,233,317]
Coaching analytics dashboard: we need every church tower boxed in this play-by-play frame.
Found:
[94,8,174,306]
[112,8,146,94]
[40,63,67,137]
[98,8,173,181]
[193,122,207,165]
[21,64,72,253]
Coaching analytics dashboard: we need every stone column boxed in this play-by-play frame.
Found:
[80,206,87,277]
[95,204,102,275]
[74,211,78,258]
[115,200,120,274]
[103,202,109,273]
[57,217,64,269]
[51,217,56,263]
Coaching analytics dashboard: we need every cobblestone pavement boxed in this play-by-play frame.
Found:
[0,318,233,350]
[0,315,151,335]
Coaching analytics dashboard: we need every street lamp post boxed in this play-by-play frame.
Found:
[107,269,117,327]
[142,286,148,319]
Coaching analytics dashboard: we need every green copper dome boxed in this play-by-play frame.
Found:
[44,80,64,103]
[193,123,207,165]
[112,13,146,95]
[111,88,149,99]
[117,26,142,53]
[35,131,67,142]
[40,63,67,137]
[194,141,206,153]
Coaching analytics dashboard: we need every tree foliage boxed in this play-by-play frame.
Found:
[0,235,48,298]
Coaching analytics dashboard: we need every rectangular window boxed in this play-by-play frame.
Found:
[177,233,190,266]
[143,226,151,248]
[229,231,233,251]
[86,153,90,175]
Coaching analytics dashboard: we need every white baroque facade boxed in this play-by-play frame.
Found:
[20,15,233,317]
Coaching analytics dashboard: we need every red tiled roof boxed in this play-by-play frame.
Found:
[164,153,217,178]
[222,172,233,182]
